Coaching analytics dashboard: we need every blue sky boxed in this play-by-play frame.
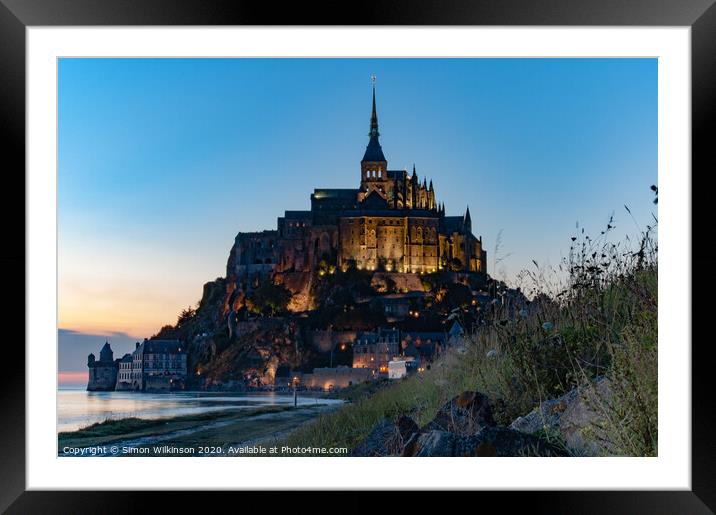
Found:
[58,58,657,375]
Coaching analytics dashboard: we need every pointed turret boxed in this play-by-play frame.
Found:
[429,179,433,191]
[463,205,472,231]
[99,341,113,362]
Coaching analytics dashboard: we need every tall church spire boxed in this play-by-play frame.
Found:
[369,81,379,138]
[361,76,386,163]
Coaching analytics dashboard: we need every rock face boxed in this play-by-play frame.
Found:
[510,377,612,456]
[274,271,313,312]
[351,390,566,457]
[371,272,424,293]
[197,318,310,389]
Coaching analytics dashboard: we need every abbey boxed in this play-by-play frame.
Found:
[230,86,487,288]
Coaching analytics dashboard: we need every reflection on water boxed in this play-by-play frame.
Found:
[57,389,340,432]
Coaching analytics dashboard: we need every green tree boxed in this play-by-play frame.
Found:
[449,257,464,272]
[177,307,197,327]
[247,281,292,316]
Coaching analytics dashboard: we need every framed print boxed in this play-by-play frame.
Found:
[2,0,715,512]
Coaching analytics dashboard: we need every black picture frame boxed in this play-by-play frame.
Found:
[2,1,714,512]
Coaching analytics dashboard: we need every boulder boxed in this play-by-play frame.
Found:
[403,427,567,457]
[351,419,396,456]
[510,377,612,456]
[403,431,456,457]
[422,391,495,435]
[351,415,419,457]
[395,414,419,442]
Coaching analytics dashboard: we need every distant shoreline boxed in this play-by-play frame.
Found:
[58,385,334,396]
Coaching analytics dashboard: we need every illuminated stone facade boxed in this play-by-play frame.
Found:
[229,87,486,288]
[352,327,401,374]
[113,339,188,392]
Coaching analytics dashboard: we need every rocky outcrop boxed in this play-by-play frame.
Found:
[194,317,313,389]
[402,427,567,457]
[274,271,313,312]
[351,390,566,457]
[510,377,612,456]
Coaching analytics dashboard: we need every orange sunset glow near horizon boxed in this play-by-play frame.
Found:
[58,237,227,340]
[58,371,89,385]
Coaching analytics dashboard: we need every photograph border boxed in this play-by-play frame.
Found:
[2,0,715,512]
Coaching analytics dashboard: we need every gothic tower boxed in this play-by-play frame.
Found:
[359,83,389,203]
[99,341,113,362]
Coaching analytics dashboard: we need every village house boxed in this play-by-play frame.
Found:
[115,353,133,390]
[370,291,428,322]
[387,357,419,379]
[87,339,188,392]
[351,326,453,377]
[352,327,401,375]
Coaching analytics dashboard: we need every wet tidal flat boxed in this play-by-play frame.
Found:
[58,390,344,456]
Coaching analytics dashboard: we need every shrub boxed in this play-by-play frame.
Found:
[246,281,292,316]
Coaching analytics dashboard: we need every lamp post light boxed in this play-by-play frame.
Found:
[292,376,299,407]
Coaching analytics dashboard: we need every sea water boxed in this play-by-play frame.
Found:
[57,388,341,432]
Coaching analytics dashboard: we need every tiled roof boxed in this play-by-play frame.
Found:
[442,216,465,233]
[312,189,360,199]
[283,210,312,219]
[362,135,386,162]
